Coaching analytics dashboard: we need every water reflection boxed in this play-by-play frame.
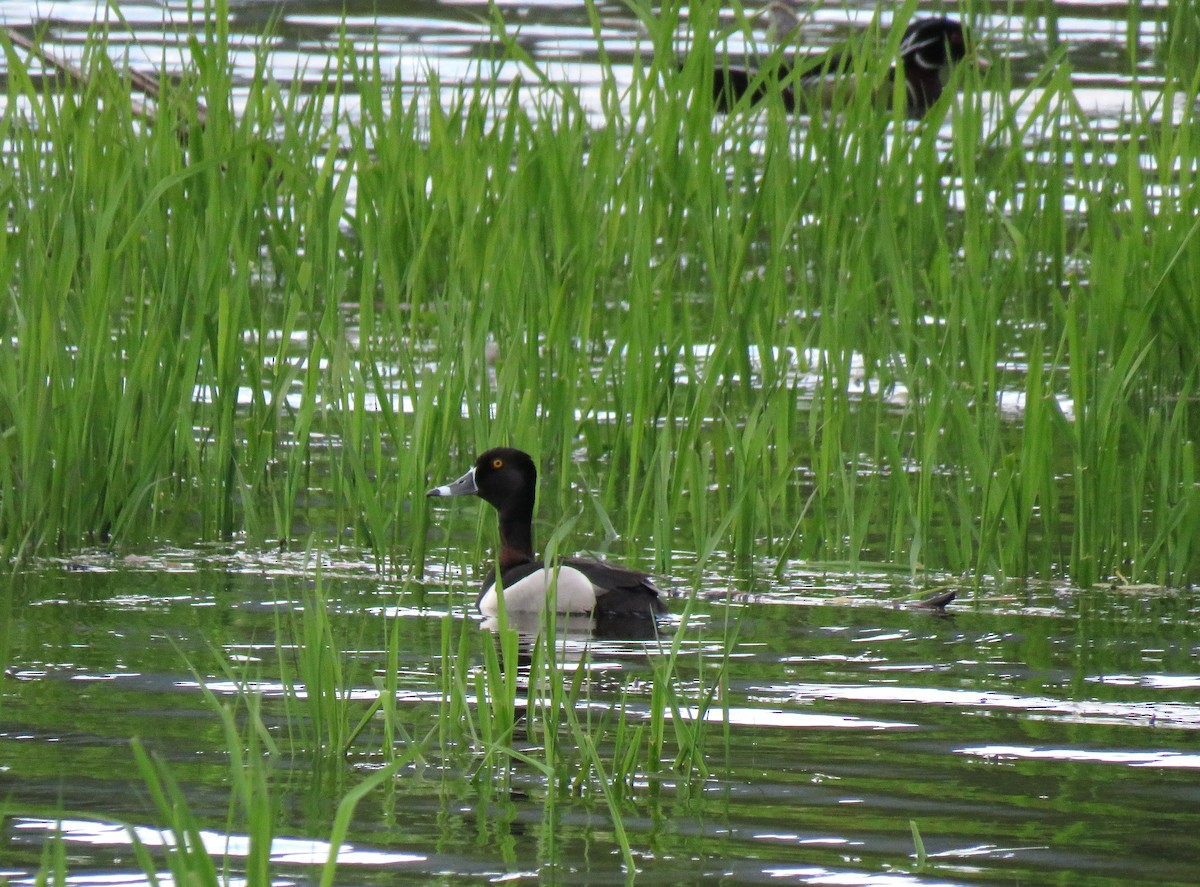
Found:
[958,746,1200,768]
[9,815,426,872]
[5,550,1200,883]
[479,607,665,640]
[676,705,915,730]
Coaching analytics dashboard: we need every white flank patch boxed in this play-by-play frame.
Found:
[478,566,596,616]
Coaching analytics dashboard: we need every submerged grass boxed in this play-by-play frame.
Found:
[14,643,410,887]
[0,0,1198,590]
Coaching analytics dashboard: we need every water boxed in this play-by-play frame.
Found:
[4,550,1199,883]
[3,0,1200,884]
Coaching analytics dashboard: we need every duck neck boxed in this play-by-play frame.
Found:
[496,505,535,569]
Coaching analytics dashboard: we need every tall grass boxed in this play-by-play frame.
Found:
[0,0,1197,588]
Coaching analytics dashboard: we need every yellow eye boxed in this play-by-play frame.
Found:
[492,458,504,469]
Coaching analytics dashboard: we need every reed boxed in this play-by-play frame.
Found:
[1,0,1198,592]
[909,819,928,870]
[18,689,409,886]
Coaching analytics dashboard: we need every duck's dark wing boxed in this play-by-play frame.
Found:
[794,48,856,84]
[563,557,667,617]
[713,63,797,112]
[713,48,869,115]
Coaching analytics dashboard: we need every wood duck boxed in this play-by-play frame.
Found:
[427,448,667,619]
[712,17,981,120]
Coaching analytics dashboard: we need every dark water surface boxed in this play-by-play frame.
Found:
[4,549,1200,884]
[3,0,1200,884]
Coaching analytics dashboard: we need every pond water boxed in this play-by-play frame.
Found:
[3,0,1200,884]
[5,551,1200,884]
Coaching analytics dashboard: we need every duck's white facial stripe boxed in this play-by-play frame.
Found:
[899,33,946,70]
[911,48,941,71]
[478,566,596,616]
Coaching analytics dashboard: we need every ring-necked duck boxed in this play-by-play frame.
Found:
[427,448,667,619]
[712,17,983,120]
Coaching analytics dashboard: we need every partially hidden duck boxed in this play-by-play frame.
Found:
[711,17,983,120]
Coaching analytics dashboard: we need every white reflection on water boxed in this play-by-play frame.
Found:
[10,815,425,866]
[1086,673,1200,690]
[958,746,1200,769]
[754,682,1200,730]
[176,678,397,702]
[762,866,961,885]
[675,705,916,730]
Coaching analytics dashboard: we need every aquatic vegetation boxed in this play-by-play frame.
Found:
[0,1,1197,590]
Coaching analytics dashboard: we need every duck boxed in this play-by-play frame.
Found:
[426,447,667,619]
[712,17,982,120]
